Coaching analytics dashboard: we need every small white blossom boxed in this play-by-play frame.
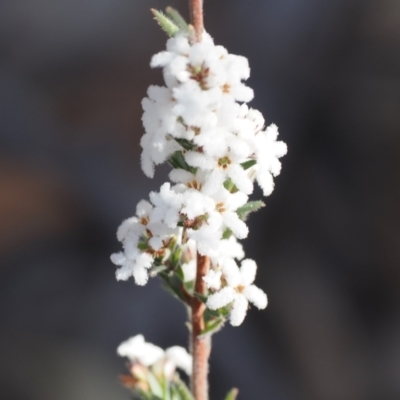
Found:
[117,335,164,367]
[207,259,267,326]
[203,269,222,290]
[165,346,192,376]
[118,335,192,377]
[111,251,153,285]
[182,259,196,282]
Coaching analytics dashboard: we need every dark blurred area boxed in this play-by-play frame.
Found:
[0,0,399,399]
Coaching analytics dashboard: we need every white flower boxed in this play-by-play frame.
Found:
[203,269,222,290]
[118,335,192,377]
[111,251,153,285]
[182,259,196,282]
[164,346,192,376]
[185,151,254,195]
[207,259,267,326]
[252,124,287,196]
[117,335,164,366]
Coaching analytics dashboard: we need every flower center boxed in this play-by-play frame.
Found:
[188,63,210,90]
[140,217,149,226]
[187,180,202,190]
[222,83,231,93]
[236,285,245,293]
[218,156,231,169]
[216,202,226,213]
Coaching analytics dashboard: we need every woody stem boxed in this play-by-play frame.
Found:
[191,252,210,400]
[189,0,204,42]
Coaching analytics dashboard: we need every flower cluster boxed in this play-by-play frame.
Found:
[118,334,192,398]
[118,334,192,376]
[111,30,286,326]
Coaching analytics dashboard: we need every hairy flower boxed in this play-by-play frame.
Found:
[118,335,192,376]
[207,259,267,326]
[112,27,285,328]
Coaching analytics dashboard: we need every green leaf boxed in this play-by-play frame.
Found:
[169,151,196,174]
[169,245,182,268]
[160,273,192,305]
[204,305,230,319]
[147,371,164,399]
[200,317,225,336]
[241,159,257,170]
[224,388,239,400]
[165,7,189,32]
[222,228,233,239]
[151,9,179,37]
[194,292,208,303]
[174,138,196,151]
[171,378,194,400]
[223,178,238,193]
[150,265,168,276]
[236,200,265,221]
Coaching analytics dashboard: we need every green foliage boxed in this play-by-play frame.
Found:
[200,316,225,336]
[170,378,194,400]
[160,271,188,303]
[236,201,265,221]
[130,372,193,400]
[165,7,189,33]
[151,9,179,37]
[222,228,233,239]
[223,178,238,193]
[240,159,257,170]
[169,151,197,174]
[174,138,196,151]
[224,388,239,400]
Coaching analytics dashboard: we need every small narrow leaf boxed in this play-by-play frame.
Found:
[224,388,239,400]
[222,228,233,239]
[194,292,208,303]
[169,151,196,174]
[200,317,225,336]
[241,159,257,170]
[236,200,265,221]
[172,378,195,400]
[147,371,164,399]
[151,9,179,37]
[165,7,189,32]
[223,178,238,193]
[174,138,196,151]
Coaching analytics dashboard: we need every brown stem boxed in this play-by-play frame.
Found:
[189,0,204,42]
[191,252,210,400]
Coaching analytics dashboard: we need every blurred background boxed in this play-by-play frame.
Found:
[0,0,399,399]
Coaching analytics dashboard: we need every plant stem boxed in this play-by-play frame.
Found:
[189,0,203,42]
[191,252,210,400]
[189,1,206,398]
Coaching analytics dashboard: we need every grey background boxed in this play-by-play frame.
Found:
[0,0,400,399]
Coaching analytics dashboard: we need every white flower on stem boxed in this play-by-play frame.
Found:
[203,269,222,290]
[164,346,192,376]
[111,200,155,285]
[185,150,253,195]
[208,236,245,265]
[187,212,222,256]
[210,187,249,239]
[118,335,192,377]
[150,182,183,228]
[207,259,268,326]
[118,335,164,367]
[252,124,287,196]
[182,259,196,282]
[141,86,181,177]
[111,251,153,285]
